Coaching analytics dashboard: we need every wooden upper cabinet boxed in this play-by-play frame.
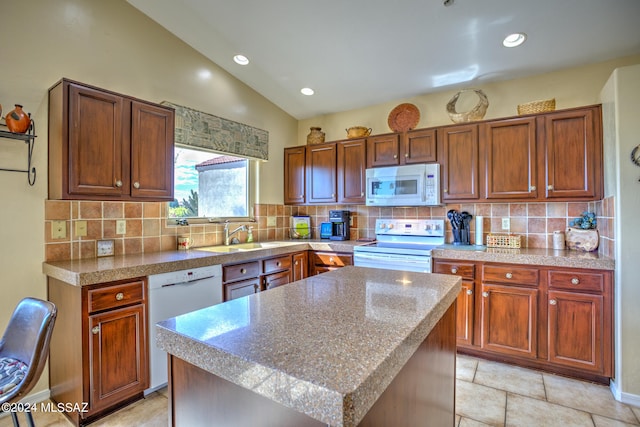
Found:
[337,138,366,204]
[306,143,337,204]
[130,101,174,200]
[284,146,306,204]
[404,128,437,164]
[48,78,174,201]
[440,124,480,201]
[482,117,537,200]
[367,133,400,167]
[542,106,603,200]
[66,83,128,198]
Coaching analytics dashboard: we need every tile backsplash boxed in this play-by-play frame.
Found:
[45,199,614,262]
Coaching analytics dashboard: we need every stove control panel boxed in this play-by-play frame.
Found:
[375,219,444,237]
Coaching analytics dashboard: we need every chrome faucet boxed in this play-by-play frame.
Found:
[224,222,247,245]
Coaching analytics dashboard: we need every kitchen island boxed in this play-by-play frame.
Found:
[156,266,461,427]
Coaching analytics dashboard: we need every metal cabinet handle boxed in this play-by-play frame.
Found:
[393,154,398,159]
[329,257,334,263]
[240,268,247,274]
[550,299,557,305]
[529,186,536,191]
[443,189,448,193]
[299,194,303,198]
[361,192,364,197]
[571,277,580,285]
[332,193,335,198]
[115,180,123,188]
[505,272,513,279]
[295,261,299,266]
[547,185,554,190]
[466,289,473,295]
[133,182,140,189]
[482,291,489,298]
[451,267,458,274]
[404,153,409,158]
[115,292,124,301]
[276,261,281,267]
[92,326,100,335]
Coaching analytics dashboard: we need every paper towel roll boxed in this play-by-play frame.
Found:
[475,216,484,245]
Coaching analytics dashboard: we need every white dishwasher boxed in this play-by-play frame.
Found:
[146,264,222,394]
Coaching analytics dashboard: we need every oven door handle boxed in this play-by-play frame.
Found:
[354,253,430,263]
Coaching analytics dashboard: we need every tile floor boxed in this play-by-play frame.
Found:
[2,356,639,426]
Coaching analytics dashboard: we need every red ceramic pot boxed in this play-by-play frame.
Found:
[5,104,31,133]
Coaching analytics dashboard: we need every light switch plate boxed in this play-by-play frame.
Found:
[75,220,87,237]
[51,220,67,239]
[116,220,127,235]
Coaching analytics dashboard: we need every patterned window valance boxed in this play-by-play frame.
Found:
[161,101,269,160]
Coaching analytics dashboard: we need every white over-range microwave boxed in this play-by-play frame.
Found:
[365,163,441,206]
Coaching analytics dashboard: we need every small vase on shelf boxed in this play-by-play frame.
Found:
[5,104,31,133]
[306,127,325,145]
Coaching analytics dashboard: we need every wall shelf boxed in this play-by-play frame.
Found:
[0,119,37,186]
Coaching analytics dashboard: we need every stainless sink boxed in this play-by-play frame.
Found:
[196,241,303,253]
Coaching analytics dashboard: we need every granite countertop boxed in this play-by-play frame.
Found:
[42,239,614,286]
[42,240,365,286]
[433,244,614,271]
[156,266,461,427]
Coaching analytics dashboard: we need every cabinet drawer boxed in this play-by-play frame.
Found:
[223,261,260,283]
[548,270,604,293]
[263,255,292,274]
[88,280,145,313]
[433,261,475,279]
[483,264,539,286]
[312,252,353,267]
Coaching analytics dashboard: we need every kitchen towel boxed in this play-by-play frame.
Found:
[475,216,484,245]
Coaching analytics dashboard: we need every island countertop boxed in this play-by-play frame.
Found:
[156,266,461,427]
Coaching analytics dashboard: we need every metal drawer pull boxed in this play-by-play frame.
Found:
[115,180,123,188]
[482,291,489,298]
[466,289,473,295]
[451,267,458,274]
[404,153,409,158]
[115,292,124,301]
[393,154,398,159]
[547,185,554,190]
[133,182,140,189]
[329,257,334,263]
[550,299,557,305]
[276,261,281,267]
[295,261,299,266]
[505,272,513,279]
[571,277,580,285]
[92,326,100,335]
[240,268,247,274]
[529,185,536,191]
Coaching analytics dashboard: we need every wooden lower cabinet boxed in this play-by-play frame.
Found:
[434,257,613,382]
[480,283,538,359]
[309,251,353,276]
[225,277,261,300]
[48,277,149,426]
[292,251,308,281]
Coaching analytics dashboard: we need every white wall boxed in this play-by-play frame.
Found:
[0,0,296,395]
[602,65,640,405]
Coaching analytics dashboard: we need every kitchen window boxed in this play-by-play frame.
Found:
[170,145,255,223]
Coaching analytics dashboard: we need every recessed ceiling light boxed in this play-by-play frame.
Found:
[503,33,527,48]
[233,54,249,65]
[300,87,314,96]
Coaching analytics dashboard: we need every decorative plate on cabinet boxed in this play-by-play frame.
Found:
[388,103,420,132]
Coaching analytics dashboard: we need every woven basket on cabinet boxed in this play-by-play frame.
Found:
[517,98,556,115]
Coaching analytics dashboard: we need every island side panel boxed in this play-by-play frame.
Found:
[166,301,457,427]
[357,302,456,427]
[168,357,325,427]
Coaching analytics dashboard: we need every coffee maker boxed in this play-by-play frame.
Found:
[329,210,350,241]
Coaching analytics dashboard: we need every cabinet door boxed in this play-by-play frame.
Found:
[481,283,538,358]
[456,281,475,347]
[292,251,308,281]
[130,101,174,200]
[482,118,537,200]
[440,125,480,201]
[284,146,306,204]
[367,134,400,167]
[543,107,602,199]
[404,128,437,164]
[337,138,366,204]
[306,143,337,204]
[264,270,291,290]
[68,83,127,197]
[88,304,148,413]
[224,278,261,301]
[548,290,604,373]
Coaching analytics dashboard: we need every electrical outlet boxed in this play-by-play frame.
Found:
[51,221,67,239]
[501,217,510,230]
[75,220,87,237]
[267,216,277,227]
[116,220,127,235]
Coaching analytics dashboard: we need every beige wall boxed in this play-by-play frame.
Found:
[0,0,296,395]
[296,55,640,144]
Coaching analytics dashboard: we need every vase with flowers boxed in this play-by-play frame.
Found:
[565,211,599,252]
